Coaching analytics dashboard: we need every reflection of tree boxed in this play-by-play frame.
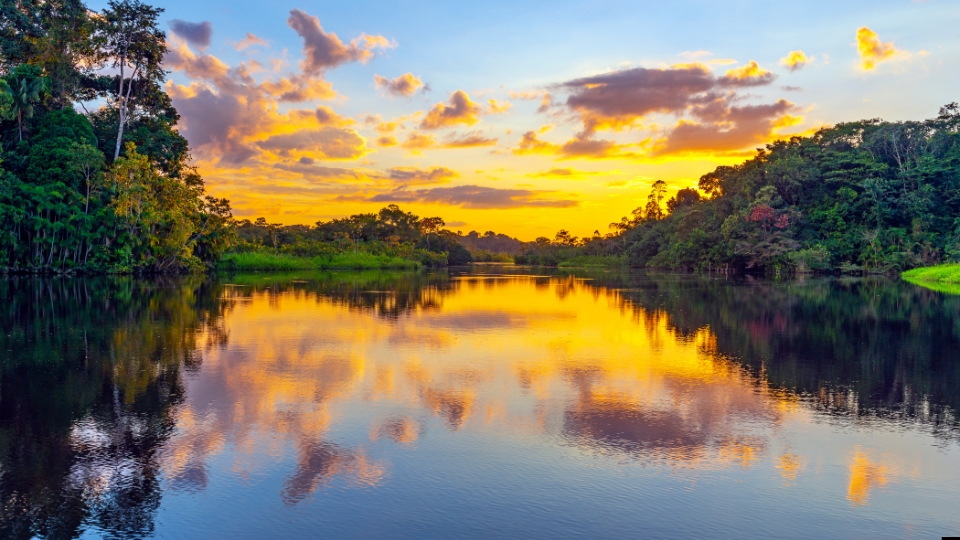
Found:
[592,274,960,435]
[215,271,457,319]
[0,277,227,539]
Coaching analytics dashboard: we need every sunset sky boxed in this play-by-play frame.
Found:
[90,0,959,239]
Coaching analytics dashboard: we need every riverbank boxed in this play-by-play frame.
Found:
[556,255,626,268]
[216,252,420,271]
[901,264,960,294]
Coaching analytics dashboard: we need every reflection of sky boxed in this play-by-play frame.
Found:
[154,275,960,538]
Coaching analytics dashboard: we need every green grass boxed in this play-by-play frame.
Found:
[902,263,960,294]
[557,255,626,268]
[217,251,420,271]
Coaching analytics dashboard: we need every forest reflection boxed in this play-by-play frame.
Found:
[1,270,958,538]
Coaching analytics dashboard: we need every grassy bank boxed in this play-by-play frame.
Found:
[556,255,626,268]
[217,252,420,271]
[902,264,960,294]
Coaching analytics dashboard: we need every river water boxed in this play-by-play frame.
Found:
[1,268,958,539]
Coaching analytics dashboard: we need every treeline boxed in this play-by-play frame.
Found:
[234,204,473,267]
[517,104,960,273]
[0,0,233,273]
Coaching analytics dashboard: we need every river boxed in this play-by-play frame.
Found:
[1,268,958,538]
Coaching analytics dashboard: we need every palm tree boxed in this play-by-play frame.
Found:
[11,76,45,141]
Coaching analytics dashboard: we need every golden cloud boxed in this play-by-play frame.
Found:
[374,72,424,97]
[368,185,578,209]
[400,132,437,154]
[779,50,812,72]
[441,131,498,148]
[257,127,370,160]
[529,168,600,179]
[856,27,899,71]
[513,130,557,155]
[720,60,776,86]
[512,130,638,160]
[487,99,512,114]
[386,166,458,185]
[420,90,482,129]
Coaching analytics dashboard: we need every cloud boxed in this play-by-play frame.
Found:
[386,166,458,185]
[514,130,558,155]
[169,20,212,49]
[550,62,796,158]
[441,131,498,148]
[561,63,780,133]
[367,185,578,208]
[856,27,900,71]
[400,132,436,153]
[273,158,368,181]
[259,74,336,102]
[653,99,799,156]
[165,31,379,166]
[375,121,398,134]
[257,126,369,160]
[398,130,497,152]
[510,90,552,113]
[376,136,398,147]
[562,65,717,132]
[512,130,637,160]
[374,73,424,96]
[420,90,482,129]
[313,106,351,126]
[487,99,512,114]
[169,84,259,164]
[530,168,598,178]
[287,9,391,75]
[720,61,777,86]
[234,33,267,51]
[779,50,813,72]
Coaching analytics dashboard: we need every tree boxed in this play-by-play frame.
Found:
[0,79,12,119]
[97,0,166,161]
[644,180,667,221]
[7,65,47,141]
[667,188,701,213]
[68,141,105,214]
[420,216,444,250]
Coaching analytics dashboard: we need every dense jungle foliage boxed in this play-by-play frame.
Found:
[231,204,474,268]
[0,0,233,273]
[515,105,960,273]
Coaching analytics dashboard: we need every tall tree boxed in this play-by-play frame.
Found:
[97,0,166,161]
[6,65,47,141]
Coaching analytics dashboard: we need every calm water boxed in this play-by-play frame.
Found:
[1,268,959,539]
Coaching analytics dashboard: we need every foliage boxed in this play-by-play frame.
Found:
[556,254,625,268]
[228,204,473,269]
[901,263,960,294]
[540,103,960,274]
[217,251,421,271]
[0,0,233,274]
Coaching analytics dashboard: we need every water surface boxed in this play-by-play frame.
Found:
[1,269,959,539]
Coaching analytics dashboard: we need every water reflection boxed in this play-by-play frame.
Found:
[1,270,959,538]
[0,277,225,539]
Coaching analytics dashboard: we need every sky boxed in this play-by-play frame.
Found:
[88,0,960,239]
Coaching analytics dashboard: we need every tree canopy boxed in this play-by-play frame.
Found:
[0,0,233,273]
